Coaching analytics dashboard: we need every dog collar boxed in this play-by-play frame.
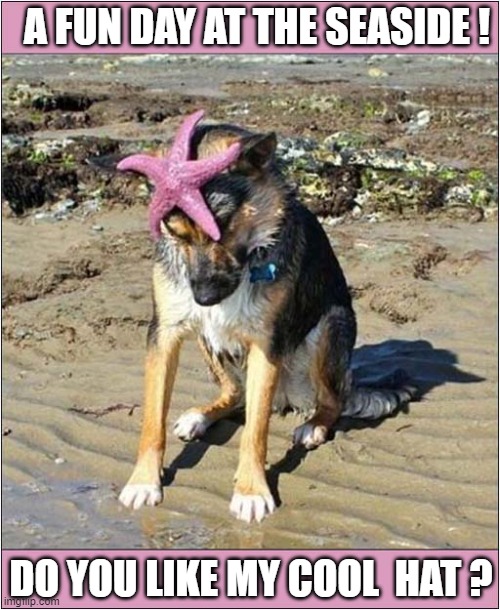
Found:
[249,263,278,284]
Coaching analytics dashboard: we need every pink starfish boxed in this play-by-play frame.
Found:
[117,110,241,241]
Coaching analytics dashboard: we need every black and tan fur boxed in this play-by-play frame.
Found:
[118,122,416,522]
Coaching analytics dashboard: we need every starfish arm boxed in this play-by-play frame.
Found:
[178,190,221,241]
[169,110,205,165]
[117,154,168,186]
[148,191,175,240]
[180,143,242,185]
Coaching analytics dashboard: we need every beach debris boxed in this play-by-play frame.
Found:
[368,67,389,79]
[102,61,120,73]
[69,403,140,418]
[4,82,96,113]
[396,424,413,432]
[52,198,78,219]
[277,134,497,221]
[72,483,99,494]
[413,245,448,280]
[395,100,425,123]
[13,327,31,339]
[406,109,431,134]
[1,109,496,224]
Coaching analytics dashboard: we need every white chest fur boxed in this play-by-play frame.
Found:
[165,274,264,355]
[194,276,264,355]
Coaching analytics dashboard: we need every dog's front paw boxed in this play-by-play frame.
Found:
[293,422,328,450]
[173,411,210,441]
[230,492,276,523]
[119,483,163,510]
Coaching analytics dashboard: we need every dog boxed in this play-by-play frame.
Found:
[117,121,416,523]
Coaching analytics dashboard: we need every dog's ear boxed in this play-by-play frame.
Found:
[238,133,277,173]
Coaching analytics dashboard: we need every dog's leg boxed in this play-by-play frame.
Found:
[174,338,243,441]
[293,305,356,450]
[120,265,187,510]
[230,342,280,523]
[119,332,182,509]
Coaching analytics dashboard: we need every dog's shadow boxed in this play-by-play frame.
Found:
[162,338,484,499]
[161,414,244,487]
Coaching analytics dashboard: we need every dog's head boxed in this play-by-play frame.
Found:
[163,124,283,306]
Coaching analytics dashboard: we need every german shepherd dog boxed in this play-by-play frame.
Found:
[118,122,416,522]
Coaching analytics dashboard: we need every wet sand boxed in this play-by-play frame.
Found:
[1,55,498,549]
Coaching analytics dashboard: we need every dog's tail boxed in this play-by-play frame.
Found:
[342,369,419,420]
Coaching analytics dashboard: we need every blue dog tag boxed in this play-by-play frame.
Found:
[250,263,277,284]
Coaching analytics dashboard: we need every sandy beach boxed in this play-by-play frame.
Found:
[1,54,498,549]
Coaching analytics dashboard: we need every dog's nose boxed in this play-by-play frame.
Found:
[191,282,223,307]
[194,290,221,307]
